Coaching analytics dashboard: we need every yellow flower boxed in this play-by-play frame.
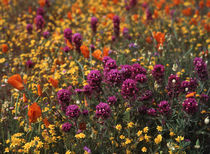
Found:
[144,134,151,142]
[120,135,125,140]
[141,147,147,152]
[143,127,149,133]
[154,134,162,144]
[4,147,9,153]
[139,135,144,142]
[169,131,175,137]
[127,122,134,128]
[75,133,86,139]
[157,126,163,132]
[137,130,142,136]
[175,136,184,143]
[125,138,131,145]
[115,124,122,131]
[0,58,6,63]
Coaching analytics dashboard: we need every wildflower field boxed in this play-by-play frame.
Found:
[0,0,210,153]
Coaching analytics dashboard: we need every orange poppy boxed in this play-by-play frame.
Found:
[37,84,42,96]
[28,6,32,14]
[67,12,72,20]
[2,44,8,53]
[153,32,165,44]
[186,92,196,98]
[199,0,204,9]
[23,93,27,103]
[182,8,192,16]
[66,40,73,50]
[173,0,182,6]
[84,97,88,107]
[28,102,42,124]
[165,6,170,15]
[42,117,50,128]
[154,10,158,19]
[80,45,90,58]
[2,0,9,5]
[103,47,109,57]
[38,0,46,7]
[48,77,59,88]
[92,49,102,61]
[8,74,24,90]
[207,0,210,7]
[146,36,152,44]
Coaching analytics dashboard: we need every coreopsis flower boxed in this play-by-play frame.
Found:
[95,102,111,119]
[66,105,80,119]
[8,74,24,90]
[28,102,42,124]
[115,124,122,131]
[154,134,162,144]
[182,98,198,114]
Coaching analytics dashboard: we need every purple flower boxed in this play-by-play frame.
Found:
[181,78,198,93]
[107,96,117,106]
[129,0,137,8]
[90,44,95,52]
[152,64,165,83]
[182,98,198,114]
[26,24,33,34]
[113,15,120,37]
[63,46,70,53]
[106,69,122,85]
[66,105,81,118]
[158,101,171,115]
[146,8,153,21]
[120,65,132,80]
[140,90,152,101]
[123,27,131,40]
[131,63,147,78]
[43,31,50,39]
[37,7,45,16]
[73,33,82,52]
[121,79,138,99]
[102,56,112,66]
[84,146,91,153]
[166,74,181,97]
[200,94,209,103]
[91,17,98,34]
[26,60,34,68]
[57,89,71,103]
[62,122,72,132]
[83,84,93,96]
[95,102,111,119]
[193,57,208,81]
[64,28,72,42]
[35,15,45,30]
[135,74,147,83]
[147,108,156,116]
[87,70,102,87]
[82,109,89,116]
[105,59,117,70]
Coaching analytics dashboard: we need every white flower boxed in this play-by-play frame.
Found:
[204,117,209,125]
[172,64,178,72]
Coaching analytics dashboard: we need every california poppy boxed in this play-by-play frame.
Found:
[2,44,8,53]
[66,40,73,50]
[186,92,196,98]
[153,32,165,44]
[67,12,72,20]
[182,8,192,16]
[8,74,24,90]
[28,102,42,124]
[92,49,103,61]
[80,45,90,58]
[103,47,109,57]
[42,117,50,128]
[23,93,27,103]
[146,36,152,44]
[38,0,46,7]
[37,84,42,96]
[48,77,59,88]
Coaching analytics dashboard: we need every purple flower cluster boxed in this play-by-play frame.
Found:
[166,74,181,97]
[147,108,156,116]
[87,70,102,88]
[131,63,147,78]
[64,28,72,43]
[152,64,165,83]
[107,96,117,106]
[122,27,131,40]
[158,101,171,115]
[135,74,147,83]
[193,57,208,81]
[181,78,198,93]
[35,15,45,30]
[91,17,98,34]
[95,102,111,119]
[66,105,81,119]
[121,79,138,99]
[106,69,122,85]
[62,122,72,132]
[182,98,198,114]
[43,31,50,39]
[146,8,153,21]
[140,90,152,101]
[57,89,72,112]
[37,7,45,16]
[113,15,120,37]
[26,24,33,34]
[73,33,82,52]
[26,60,34,68]
[120,65,132,80]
